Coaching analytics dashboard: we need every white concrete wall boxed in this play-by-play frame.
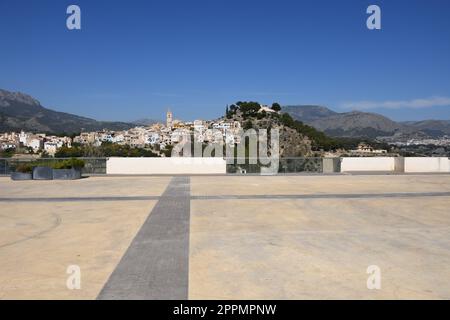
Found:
[405,157,450,173]
[340,157,396,172]
[106,157,227,175]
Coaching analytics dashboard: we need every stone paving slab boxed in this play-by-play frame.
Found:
[0,176,171,198]
[0,200,155,299]
[191,175,450,196]
[189,197,450,299]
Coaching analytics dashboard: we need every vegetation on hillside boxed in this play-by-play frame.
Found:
[225,101,367,151]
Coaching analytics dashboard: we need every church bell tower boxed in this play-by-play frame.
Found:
[166,109,173,129]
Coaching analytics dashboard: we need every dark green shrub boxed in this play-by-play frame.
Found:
[68,158,85,169]
[52,158,85,169]
[271,103,281,111]
[15,163,33,173]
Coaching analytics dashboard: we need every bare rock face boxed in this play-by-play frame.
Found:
[278,126,313,157]
[0,89,41,107]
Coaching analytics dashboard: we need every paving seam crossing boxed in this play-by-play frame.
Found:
[191,192,450,200]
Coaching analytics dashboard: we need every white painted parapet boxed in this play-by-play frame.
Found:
[340,157,450,173]
[340,157,398,172]
[106,157,450,174]
[404,157,450,173]
[106,157,227,175]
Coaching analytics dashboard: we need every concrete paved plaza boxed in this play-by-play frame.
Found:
[1,174,450,299]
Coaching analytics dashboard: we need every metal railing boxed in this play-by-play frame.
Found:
[225,157,323,174]
[0,158,107,176]
[1,157,327,176]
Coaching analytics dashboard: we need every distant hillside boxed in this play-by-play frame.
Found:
[283,105,337,122]
[132,118,161,126]
[0,89,135,134]
[282,105,450,139]
[401,120,450,137]
[310,111,404,138]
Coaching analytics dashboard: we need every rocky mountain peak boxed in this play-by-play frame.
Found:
[0,89,41,107]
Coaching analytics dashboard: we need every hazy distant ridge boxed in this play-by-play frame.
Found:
[283,105,450,139]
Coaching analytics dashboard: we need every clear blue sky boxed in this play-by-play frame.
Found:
[1,0,450,122]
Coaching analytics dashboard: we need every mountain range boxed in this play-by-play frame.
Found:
[283,105,450,139]
[0,89,151,134]
[2,89,450,140]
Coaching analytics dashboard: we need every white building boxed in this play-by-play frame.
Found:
[19,131,28,145]
[350,143,387,155]
[28,138,43,152]
[1,143,16,150]
[43,142,59,155]
[146,133,160,145]
[258,105,277,113]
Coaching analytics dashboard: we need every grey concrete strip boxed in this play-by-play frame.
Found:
[0,196,160,202]
[191,191,450,200]
[97,176,190,300]
[2,192,450,203]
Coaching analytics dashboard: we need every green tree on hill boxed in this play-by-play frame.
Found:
[236,101,260,117]
[271,103,281,112]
